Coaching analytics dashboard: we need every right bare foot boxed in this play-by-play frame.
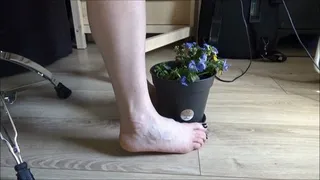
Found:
[119,112,208,154]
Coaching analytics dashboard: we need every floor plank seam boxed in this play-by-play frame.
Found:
[197,150,202,175]
[286,93,320,102]
[0,80,48,92]
[269,76,289,94]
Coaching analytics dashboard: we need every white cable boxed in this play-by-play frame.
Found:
[281,0,320,71]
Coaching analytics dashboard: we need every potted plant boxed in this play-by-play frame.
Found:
[150,42,229,123]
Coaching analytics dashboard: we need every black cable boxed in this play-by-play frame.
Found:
[281,0,320,71]
[215,0,252,83]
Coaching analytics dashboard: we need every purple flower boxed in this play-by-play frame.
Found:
[203,43,210,49]
[212,46,219,55]
[196,61,207,72]
[223,59,229,71]
[180,76,188,86]
[188,60,198,72]
[184,42,194,49]
[199,54,207,63]
[203,43,219,55]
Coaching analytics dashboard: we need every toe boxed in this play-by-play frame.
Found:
[194,130,206,145]
[193,142,202,150]
[193,137,205,146]
[195,131,207,140]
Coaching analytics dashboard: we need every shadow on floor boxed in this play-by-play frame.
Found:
[61,137,171,157]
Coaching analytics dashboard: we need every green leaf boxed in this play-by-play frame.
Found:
[187,73,199,83]
[191,74,199,82]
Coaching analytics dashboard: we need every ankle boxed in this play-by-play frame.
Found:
[121,97,155,117]
[119,104,157,130]
[119,113,149,136]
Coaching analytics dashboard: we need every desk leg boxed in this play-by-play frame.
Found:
[70,0,87,49]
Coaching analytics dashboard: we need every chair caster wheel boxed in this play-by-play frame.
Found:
[54,83,72,99]
[1,92,17,104]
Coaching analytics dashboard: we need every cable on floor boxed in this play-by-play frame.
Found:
[215,0,252,83]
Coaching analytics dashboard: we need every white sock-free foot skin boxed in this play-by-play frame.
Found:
[87,0,207,153]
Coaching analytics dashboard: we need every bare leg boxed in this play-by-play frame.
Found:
[87,0,207,153]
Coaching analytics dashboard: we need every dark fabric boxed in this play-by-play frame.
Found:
[197,0,320,59]
[197,0,216,45]
[198,0,257,59]
[0,0,73,77]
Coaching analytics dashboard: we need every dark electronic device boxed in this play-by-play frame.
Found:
[198,0,320,60]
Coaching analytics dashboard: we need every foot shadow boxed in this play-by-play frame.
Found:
[62,137,176,157]
[62,137,127,156]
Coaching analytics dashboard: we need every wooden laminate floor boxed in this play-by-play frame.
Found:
[1,44,319,180]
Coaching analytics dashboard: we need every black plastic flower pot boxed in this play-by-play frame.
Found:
[150,61,214,123]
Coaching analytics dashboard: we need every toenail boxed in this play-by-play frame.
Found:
[202,123,208,128]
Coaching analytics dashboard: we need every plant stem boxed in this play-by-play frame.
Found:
[198,72,209,76]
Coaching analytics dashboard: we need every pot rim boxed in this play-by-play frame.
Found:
[150,60,216,84]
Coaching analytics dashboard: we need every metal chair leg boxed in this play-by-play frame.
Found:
[1,93,36,180]
[0,91,17,104]
[314,37,320,73]
[0,50,72,99]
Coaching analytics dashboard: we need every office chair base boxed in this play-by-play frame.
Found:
[0,51,72,99]
[55,83,72,99]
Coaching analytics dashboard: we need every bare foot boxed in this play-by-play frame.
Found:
[119,113,207,154]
